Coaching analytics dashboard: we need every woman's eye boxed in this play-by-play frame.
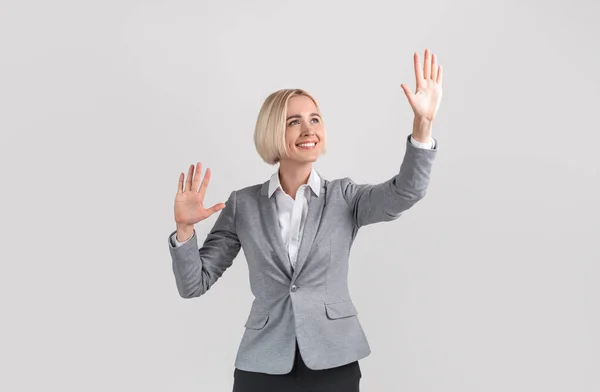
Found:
[288,118,319,126]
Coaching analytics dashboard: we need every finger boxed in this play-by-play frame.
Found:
[431,53,438,80]
[177,172,185,194]
[205,202,226,216]
[400,83,414,98]
[423,48,431,80]
[413,52,423,89]
[185,164,194,192]
[198,167,211,198]
[191,162,202,192]
[437,64,443,84]
[401,84,416,109]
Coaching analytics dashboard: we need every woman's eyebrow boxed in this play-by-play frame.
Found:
[286,113,321,121]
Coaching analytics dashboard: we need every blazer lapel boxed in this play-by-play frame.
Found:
[259,182,293,279]
[292,177,327,279]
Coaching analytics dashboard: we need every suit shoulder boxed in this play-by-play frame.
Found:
[232,182,264,198]
[326,177,355,191]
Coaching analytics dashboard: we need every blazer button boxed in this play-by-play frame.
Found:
[290,285,298,292]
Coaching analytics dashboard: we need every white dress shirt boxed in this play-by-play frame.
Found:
[267,167,321,270]
[171,136,436,270]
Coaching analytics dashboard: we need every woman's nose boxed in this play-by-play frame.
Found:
[302,126,315,136]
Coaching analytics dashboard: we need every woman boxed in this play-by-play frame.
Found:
[168,48,443,391]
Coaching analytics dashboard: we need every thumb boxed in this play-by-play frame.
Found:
[206,203,226,216]
[400,84,414,99]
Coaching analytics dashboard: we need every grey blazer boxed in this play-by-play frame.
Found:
[168,135,437,374]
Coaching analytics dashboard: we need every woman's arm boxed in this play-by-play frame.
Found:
[342,49,443,228]
[168,163,240,298]
[341,129,437,228]
[168,190,240,298]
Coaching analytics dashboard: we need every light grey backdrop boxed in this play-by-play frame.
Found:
[1,0,598,391]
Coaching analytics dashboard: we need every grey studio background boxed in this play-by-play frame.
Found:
[0,0,598,391]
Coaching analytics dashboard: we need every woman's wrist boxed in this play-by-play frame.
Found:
[176,224,194,242]
[412,116,433,143]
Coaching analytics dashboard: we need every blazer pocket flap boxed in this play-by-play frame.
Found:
[244,311,269,330]
[325,301,358,319]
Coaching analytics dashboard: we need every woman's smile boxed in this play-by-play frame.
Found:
[296,141,318,150]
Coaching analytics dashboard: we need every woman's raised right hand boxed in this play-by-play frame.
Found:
[174,162,226,228]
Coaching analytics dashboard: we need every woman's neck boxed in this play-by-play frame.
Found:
[278,161,313,199]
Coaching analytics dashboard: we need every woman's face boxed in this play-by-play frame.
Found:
[281,95,325,165]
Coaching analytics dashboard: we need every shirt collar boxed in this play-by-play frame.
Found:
[268,168,321,198]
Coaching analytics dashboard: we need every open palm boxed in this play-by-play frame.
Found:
[174,163,225,226]
[401,48,443,122]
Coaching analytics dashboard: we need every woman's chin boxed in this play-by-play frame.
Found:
[283,155,320,166]
[298,153,320,163]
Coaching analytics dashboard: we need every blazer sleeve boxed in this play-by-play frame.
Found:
[341,134,438,228]
[168,190,241,298]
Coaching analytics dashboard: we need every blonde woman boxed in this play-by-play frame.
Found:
[169,48,443,391]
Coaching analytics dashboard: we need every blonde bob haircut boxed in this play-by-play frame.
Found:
[254,88,326,165]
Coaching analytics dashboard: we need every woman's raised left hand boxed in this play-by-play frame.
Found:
[401,48,443,123]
